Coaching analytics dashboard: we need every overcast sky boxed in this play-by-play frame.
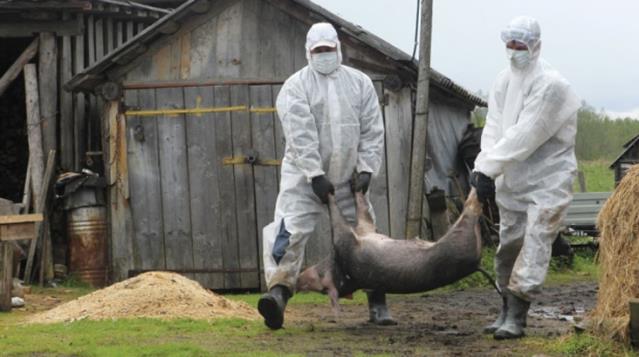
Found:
[313,0,639,118]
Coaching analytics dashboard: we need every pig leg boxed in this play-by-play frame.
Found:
[327,286,341,322]
[366,290,397,326]
[354,192,376,235]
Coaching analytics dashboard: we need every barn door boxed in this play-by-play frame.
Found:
[123,84,280,291]
[122,80,392,290]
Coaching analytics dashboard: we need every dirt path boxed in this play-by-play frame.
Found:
[282,282,597,356]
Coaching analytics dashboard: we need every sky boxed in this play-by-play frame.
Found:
[312,0,639,118]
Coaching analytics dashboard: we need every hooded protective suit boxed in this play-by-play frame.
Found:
[263,23,385,292]
[474,16,581,301]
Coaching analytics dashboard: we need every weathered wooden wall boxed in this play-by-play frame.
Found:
[121,0,399,83]
[55,11,153,172]
[105,0,473,290]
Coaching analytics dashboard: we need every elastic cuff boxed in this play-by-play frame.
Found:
[357,162,375,176]
[474,159,502,179]
[305,169,325,183]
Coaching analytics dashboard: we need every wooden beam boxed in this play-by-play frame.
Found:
[74,14,87,171]
[0,222,39,242]
[190,0,210,14]
[0,38,38,98]
[157,20,179,35]
[0,214,43,225]
[0,19,84,37]
[406,0,433,239]
[0,1,91,10]
[39,33,58,157]
[21,158,32,213]
[23,65,45,216]
[23,150,56,285]
[61,13,74,170]
[0,242,12,311]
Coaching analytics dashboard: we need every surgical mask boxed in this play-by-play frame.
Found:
[506,49,531,69]
[311,52,339,74]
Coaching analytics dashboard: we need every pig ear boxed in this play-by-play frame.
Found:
[355,192,376,235]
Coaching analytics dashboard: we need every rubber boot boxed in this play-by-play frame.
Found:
[494,291,530,340]
[258,285,291,330]
[367,291,397,326]
[483,295,507,334]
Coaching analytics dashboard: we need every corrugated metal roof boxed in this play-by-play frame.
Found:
[65,0,486,107]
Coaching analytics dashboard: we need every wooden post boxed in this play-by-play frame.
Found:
[24,64,45,213]
[21,158,32,213]
[38,32,58,157]
[74,14,87,171]
[0,37,38,98]
[24,150,56,284]
[406,0,433,239]
[630,298,639,347]
[0,242,13,311]
[578,171,587,193]
[61,13,75,170]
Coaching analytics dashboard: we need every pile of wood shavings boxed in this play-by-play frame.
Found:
[28,272,257,324]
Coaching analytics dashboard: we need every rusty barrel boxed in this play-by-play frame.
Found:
[67,205,107,287]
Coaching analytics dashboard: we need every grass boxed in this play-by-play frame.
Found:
[437,243,599,292]
[0,250,605,357]
[0,318,276,356]
[525,332,636,357]
[576,160,615,192]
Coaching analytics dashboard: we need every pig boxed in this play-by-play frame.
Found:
[296,189,484,315]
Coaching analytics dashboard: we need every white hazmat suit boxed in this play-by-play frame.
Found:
[474,16,581,301]
[263,23,385,292]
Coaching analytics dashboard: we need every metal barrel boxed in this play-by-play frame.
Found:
[67,206,107,287]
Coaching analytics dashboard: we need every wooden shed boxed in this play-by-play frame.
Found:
[610,134,639,185]
[0,0,169,283]
[66,0,486,290]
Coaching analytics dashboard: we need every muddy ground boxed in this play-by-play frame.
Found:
[277,282,597,356]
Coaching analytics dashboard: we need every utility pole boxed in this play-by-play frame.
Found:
[405,0,433,239]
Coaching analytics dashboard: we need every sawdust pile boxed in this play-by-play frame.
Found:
[28,272,257,324]
[591,165,639,343]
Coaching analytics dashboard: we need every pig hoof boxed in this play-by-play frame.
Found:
[371,317,398,326]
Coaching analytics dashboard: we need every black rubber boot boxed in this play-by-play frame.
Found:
[258,285,291,330]
[367,291,397,326]
[494,291,530,340]
[483,295,507,334]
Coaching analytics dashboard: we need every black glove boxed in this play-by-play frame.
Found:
[311,175,335,204]
[470,171,495,205]
[354,172,372,194]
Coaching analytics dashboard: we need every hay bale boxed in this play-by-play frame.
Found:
[591,165,639,343]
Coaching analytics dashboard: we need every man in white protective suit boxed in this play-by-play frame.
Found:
[257,22,392,330]
[472,16,581,339]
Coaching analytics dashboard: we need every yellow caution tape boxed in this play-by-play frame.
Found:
[125,105,248,117]
[125,106,278,117]
[223,157,281,166]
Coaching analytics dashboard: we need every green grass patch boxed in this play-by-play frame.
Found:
[526,332,635,357]
[437,244,599,292]
[576,160,615,192]
[0,318,284,356]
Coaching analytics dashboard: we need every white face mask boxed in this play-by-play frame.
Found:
[506,49,531,69]
[311,52,339,74]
